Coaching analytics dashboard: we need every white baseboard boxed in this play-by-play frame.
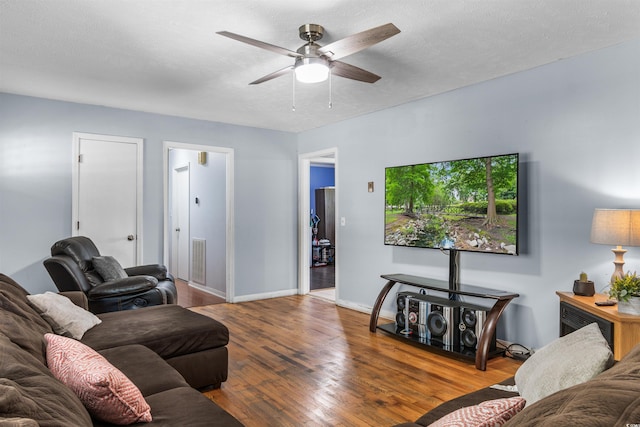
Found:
[333,299,395,322]
[188,282,226,299]
[232,288,298,303]
[230,290,396,324]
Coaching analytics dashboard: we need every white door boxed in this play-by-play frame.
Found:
[171,165,190,280]
[73,133,143,267]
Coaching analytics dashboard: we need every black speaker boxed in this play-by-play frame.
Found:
[427,302,458,348]
[395,293,407,328]
[458,305,496,352]
[396,292,429,338]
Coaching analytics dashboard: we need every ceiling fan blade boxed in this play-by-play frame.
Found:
[330,61,381,83]
[217,31,303,58]
[250,65,294,85]
[317,23,400,61]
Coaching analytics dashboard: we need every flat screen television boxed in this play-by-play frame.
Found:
[385,153,519,256]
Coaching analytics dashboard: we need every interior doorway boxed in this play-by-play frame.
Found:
[163,141,235,302]
[298,148,337,302]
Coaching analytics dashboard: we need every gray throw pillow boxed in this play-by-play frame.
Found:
[92,256,128,282]
[515,322,613,406]
[26,292,101,340]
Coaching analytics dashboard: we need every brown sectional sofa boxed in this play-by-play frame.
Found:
[0,273,243,426]
[394,342,640,426]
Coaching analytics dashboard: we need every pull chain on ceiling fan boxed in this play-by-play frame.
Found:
[291,64,333,112]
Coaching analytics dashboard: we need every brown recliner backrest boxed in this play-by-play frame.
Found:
[50,236,100,269]
[48,236,104,290]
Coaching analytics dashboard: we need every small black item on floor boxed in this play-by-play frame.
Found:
[503,343,532,361]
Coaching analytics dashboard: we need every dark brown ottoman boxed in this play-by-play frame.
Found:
[82,304,229,389]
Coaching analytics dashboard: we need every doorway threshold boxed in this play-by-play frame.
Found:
[309,288,335,302]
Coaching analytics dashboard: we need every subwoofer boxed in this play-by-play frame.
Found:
[458,305,496,352]
[427,302,458,347]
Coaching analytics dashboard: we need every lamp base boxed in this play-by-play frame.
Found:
[610,245,627,283]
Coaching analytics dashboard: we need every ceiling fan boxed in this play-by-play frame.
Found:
[217,23,400,85]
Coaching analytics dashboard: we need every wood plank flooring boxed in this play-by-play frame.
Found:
[175,279,225,307]
[310,265,335,290]
[193,296,521,427]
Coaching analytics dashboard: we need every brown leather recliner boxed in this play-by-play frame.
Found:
[43,236,177,314]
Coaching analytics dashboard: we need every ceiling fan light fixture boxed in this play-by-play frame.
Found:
[294,57,329,83]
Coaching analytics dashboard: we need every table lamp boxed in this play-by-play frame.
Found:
[590,208,640,283]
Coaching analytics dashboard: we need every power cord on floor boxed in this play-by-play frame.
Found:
[502,343,533,361]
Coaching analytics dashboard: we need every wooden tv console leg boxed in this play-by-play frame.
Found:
[369,280,396,333]
[476,299,511,370]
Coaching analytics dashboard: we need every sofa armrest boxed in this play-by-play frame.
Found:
[43,255,94,292]
[125,264,169,280]
[87,276,158,300]
[59,291,89,310]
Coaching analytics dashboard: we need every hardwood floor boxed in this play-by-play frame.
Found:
[193,296,521,426]
[310,264,335,290]
[175,279,225,307]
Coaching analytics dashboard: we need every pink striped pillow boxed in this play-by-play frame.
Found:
[44,334,152,425]
[428,397,525,427]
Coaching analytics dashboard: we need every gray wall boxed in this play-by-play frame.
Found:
[0,95,298,298]
[298,39,640,349]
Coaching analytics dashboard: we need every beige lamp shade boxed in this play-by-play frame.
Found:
[591,208,640,283]
[590,209,640,246]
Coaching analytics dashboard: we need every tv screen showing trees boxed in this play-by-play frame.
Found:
[385,153,518,255]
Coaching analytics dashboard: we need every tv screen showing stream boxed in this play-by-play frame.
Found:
[384,153,519,255]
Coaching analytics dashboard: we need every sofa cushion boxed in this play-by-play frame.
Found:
[0,332,92,426]
[164,346,229,390]
[427,397,525,427]
[504,342,640,426]
[403,378,519,427]
[26,292,101,339]
[81,304,229,359]
[92,256,128,282]
[514,322,613,406]
[0,274,53,364]
[98,345,190,397]
[45,334,152,425]
[93,387,244,427]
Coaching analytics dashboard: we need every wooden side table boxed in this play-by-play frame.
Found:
[557,291,640,360]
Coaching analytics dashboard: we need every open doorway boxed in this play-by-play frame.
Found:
[163,141,235,303]
[298,148,337,302]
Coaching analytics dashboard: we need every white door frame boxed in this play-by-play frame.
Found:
[72,132,144,264]
[298,148,338,296]
[163,141,235,302]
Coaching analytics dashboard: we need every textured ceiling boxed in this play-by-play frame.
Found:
[1,0,639,133]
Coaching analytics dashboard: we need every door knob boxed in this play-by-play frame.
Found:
[175,227,181,232]
[127,235,135,241]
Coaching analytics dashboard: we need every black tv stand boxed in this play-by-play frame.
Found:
[369,273,519,370]
[448,249,460,297]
